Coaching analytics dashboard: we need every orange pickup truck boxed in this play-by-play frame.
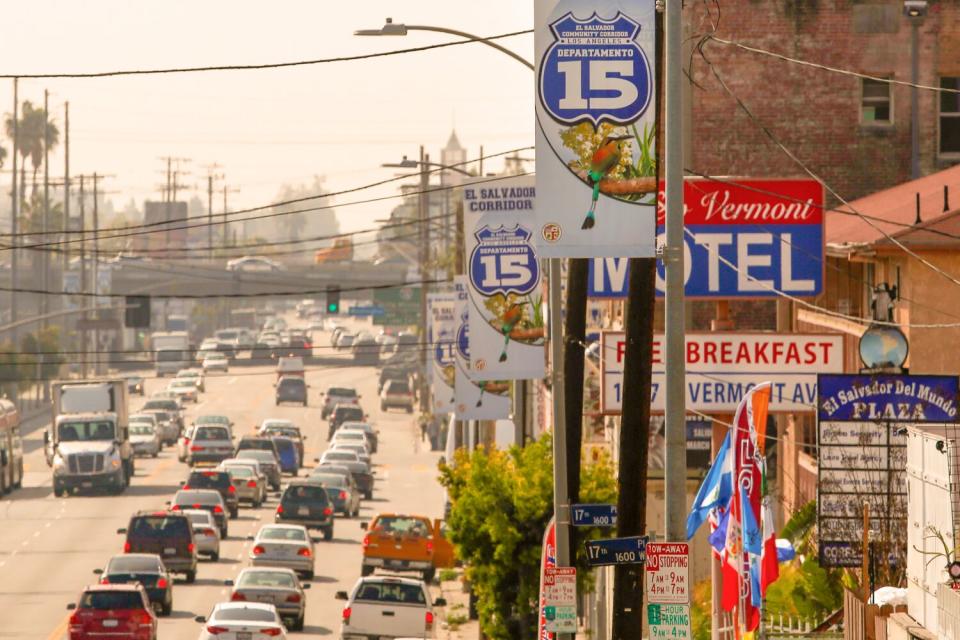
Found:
[360,513,454,582]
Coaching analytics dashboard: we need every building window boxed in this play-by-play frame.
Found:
[861,78,892,124]
[940,77,960,156]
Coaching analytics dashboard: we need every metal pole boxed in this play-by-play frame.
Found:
[63,102,70,302]
[664,0,687,543]
[549,256,572,639]
[79,176,87,379]
[418,146,430,414]
[92,173,100,376]
[910,20,920,180]
[42,89,50,321]
[208,175,214,261]
[10,78,18,333]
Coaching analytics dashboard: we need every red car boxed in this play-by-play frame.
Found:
[67,583,158,640]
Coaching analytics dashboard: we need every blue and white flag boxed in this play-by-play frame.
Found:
[686,430,733,540]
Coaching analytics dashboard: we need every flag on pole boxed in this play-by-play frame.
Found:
[686,430,732,540]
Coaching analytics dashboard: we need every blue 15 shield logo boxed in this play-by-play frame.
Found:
[468,225,540,297]
[456,310,470,361]
[434,330,454,367]
[539,12,652,126]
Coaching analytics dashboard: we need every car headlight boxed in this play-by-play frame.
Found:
[52,454,67,474]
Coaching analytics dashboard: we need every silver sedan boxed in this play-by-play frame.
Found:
[182,509,221,561]
[226,567,309,631]
[249,524,315,579]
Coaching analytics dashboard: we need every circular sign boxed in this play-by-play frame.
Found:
[859,324,909,369]
[468,225,539,297]
[456,314,470,360]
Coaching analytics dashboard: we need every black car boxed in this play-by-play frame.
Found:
[352,336,380,366]
[328,404,366,439]
[236,436,281,459]
[276,376,308,406]
[95,553,173,615]
[279,336,312,360]
[377,367,410,394]
[250,342,275,362]
[118,511,198,583]
[276,482,334,540]
[182,469,239,518]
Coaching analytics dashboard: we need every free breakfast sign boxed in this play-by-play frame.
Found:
[588,178,825,298]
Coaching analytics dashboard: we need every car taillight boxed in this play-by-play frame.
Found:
[323,507,332,516]
[187,543,195,553]
[190,445,203,451]
[339,490,347,500]
[342,607,352,624]
[426,541,434,553]
[206,626,230,634]
[297,547,312,557]
[100,577,110,584]
[213,505,223,514]
[228,485,236,493]
[362,535,369,549]
[231,592,246,601]
[426,610,434,628]
[261,629,282,637]
[253,545,265,555]
[276,505,284,514]
[182,485,191,490]
[203,528,217,537]
[247,480,257,488]
[137,610,153,624]
[183,438,191,445]
[285,594,302,603]
[68,612,81,626]
[156,578,168,589]
[123,541,131,553]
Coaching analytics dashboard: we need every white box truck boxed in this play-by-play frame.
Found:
[152,331,190,377]
[44,380,133,496]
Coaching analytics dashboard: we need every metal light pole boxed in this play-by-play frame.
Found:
[905,1,927,179]
[664,0,688,545]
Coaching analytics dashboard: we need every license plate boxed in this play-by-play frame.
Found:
[237,633,252,640]
[298,507,310,516]
[102,620,118,628]
[164,547,176,555]
[81,481,93,488]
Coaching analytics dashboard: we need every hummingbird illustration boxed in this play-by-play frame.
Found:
[476,380,488,407]
[582,134,631,230]
[497,302,526,363]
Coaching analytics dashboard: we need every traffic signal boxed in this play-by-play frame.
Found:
[326,285,340,314]
[124,296,151,328]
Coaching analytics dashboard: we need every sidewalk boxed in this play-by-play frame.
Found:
[433,569,480,640]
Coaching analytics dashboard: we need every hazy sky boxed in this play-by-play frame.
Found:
[0,1,534,234]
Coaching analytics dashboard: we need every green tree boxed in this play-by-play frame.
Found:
[439,436,617,639]
[4,100,60,204]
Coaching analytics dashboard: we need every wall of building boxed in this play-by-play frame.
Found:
[896,250,960,374]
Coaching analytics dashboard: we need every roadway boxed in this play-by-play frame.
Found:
[0,327,444,639]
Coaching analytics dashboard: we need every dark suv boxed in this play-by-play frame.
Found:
[328,404,366,439]
[276,376,308,406]
[276,482,334,540]
[118,511,197,583]
[182,470,239,518]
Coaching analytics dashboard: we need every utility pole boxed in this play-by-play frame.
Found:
[611,7,664,638]
[79,175,87,379]
[203,164,221,261]
[417,146,430,414]
[563,258,588,553]
[92,173,101,375]
[10,78,18,334]
[222,182,240,249]
[42,89,50,322]
[157,156,190,251]
[63,102,70,294]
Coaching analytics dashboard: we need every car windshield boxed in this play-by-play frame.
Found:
[386,381,410,393]
[184,511,213,526]
[79,591,144,610]
[310,474,346,487]
[188,471,229,487]
[175,491,220,505]
[211,607,276,622]
[223,465,254,478]
[107,556,161,573]
[355,582,426,604]
[259,527,307,542]
[129,515,189,538]
[143,400,177,411]
[238,571,296,588]
[238,446,274,459]
[262,420,293,429]
[58,420,115,442]
[196,415,229,425]
[170,380,193,389]
[324,452,356,462]
[150,411,171,423]
[374,516,431,536]
[205,353,227,361]
[157,350,185,362]
[216,331,238,340]
[196,427,230,441]
[130,425,155,436]
[266,427,299,439]
[130,414,154,424]
[335,432,364,441]
[279,378,305,389]
[282,485,327,503]
[327,387,357,398]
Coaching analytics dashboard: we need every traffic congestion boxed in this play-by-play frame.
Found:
[0,308,451,639]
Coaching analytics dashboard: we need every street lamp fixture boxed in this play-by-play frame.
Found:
[903,0,927,18]
[354,17,408,36]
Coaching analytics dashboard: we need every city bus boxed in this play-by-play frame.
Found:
[0,399,23,493]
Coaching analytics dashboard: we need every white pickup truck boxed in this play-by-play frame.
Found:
[336,575,445,640]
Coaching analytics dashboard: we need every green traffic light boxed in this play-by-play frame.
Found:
[328,303,337,313]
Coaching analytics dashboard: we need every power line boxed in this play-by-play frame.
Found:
[0,30,533,79]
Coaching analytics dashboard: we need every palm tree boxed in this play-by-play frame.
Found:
[4,100,59,205]
[0,144,7,169]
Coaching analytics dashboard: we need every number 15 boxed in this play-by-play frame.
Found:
[557,60,638,110]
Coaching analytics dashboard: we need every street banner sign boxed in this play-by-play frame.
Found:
[571,503,618,527]
[645,542,690,604]
[587,178,825,298]
[537,517,557,640]
[534,1,658,258]
[373,286,420,326]
[585,535,648,566]
[648,604,692,640]
[543,567,577,633]
[453,276,511,420]
[816,373,959,567]
[600,331,844,413]
[462,175,546,380]
[428,292,457,414]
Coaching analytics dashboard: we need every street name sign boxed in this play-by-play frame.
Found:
[585,535,648,567]
[572,503,618,527]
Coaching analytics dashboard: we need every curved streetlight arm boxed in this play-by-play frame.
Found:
[403,25,534,71]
